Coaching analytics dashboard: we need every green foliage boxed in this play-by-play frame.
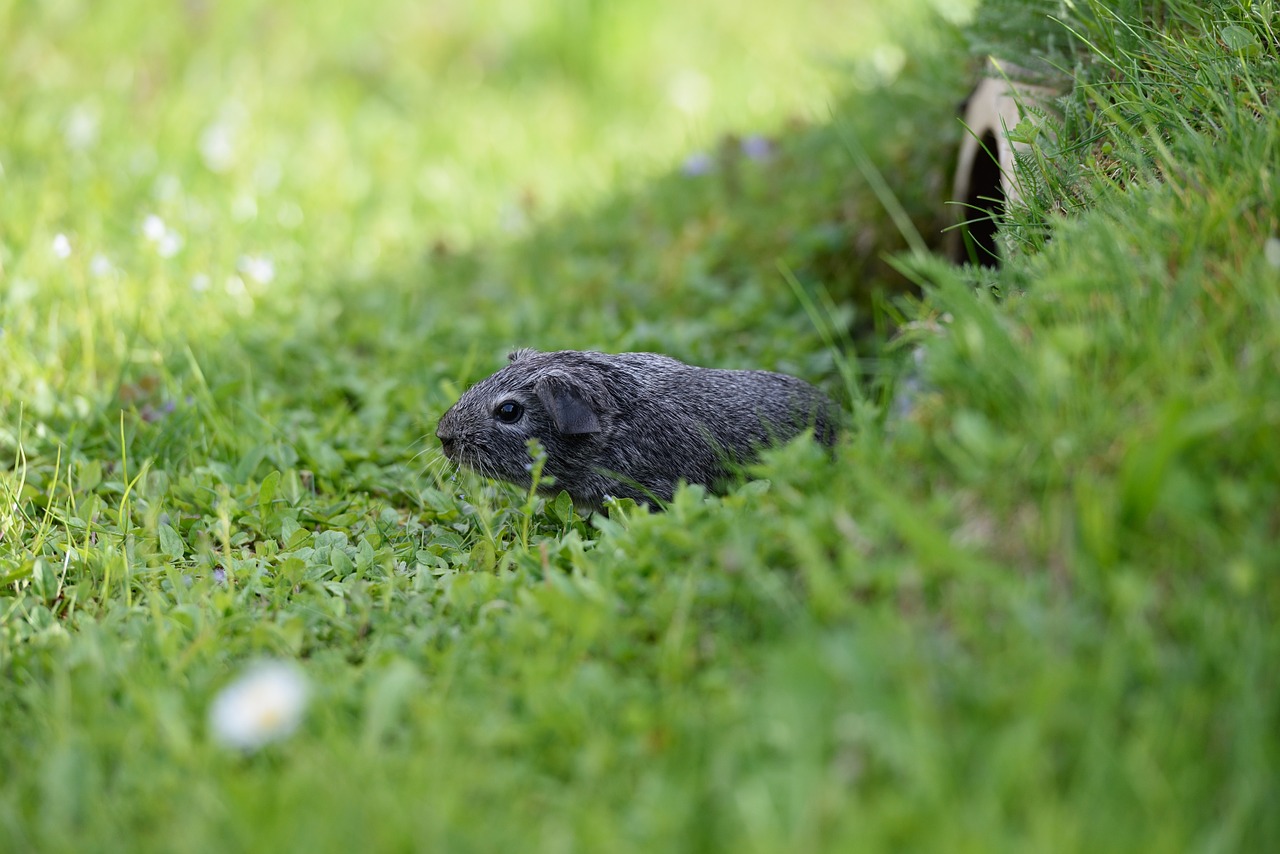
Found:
[3,0,1280,850]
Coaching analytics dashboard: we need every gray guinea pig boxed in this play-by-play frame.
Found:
[435,348,837,510]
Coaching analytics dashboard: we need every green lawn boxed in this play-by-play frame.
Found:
[3,0,1278,850]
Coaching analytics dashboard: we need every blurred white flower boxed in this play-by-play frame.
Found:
[867,44,906,86]
[1265,236,1280,270]
[191,273,211,292]
[154,174,183,201]
[231,194,258,223]
[64,104,100,151]
[143,214,167,241]
[932,0,978,25]
[142,214,183,257]
[199,121,237,173]
[90,253,114,277]
[209,660,309,750]
[157,231,183,258]
[238,255,275,285]
[668,68,711,116]
[9,278,36,303]
[498,201,528,234]
[51,233,72,259]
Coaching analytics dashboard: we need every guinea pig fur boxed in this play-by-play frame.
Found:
[435,348,837,510]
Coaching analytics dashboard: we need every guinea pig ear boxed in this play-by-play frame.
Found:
[534,372,601,435]
[508,348,538,363]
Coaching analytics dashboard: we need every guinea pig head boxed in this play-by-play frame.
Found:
[435,351,615,490]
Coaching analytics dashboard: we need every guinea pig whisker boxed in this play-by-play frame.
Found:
[410,444,439,466]
[423,458,451,484]
[418,445,448,470]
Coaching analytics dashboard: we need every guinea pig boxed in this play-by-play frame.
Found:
[435,348,838,510]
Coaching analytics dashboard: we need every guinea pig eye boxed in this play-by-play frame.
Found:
[494,400,524,424]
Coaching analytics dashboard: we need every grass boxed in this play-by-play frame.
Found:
[2,0,1279,850]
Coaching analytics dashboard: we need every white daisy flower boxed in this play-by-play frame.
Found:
[64,104,100,151]
[238,255,275,285]
[156,230,183,258]
[668,68,710,116]
[51,233,72,259]
[199,121,237,173]
[143,214,167,241]
[90,253,114,277]
[208,660,309,751]
[1265,236,1280,270]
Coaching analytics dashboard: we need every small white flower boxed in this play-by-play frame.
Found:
[154,174,182,201]
[143,214,167,241]
[668,68,710,116]
[199,121,237,173]
[156,230,183,258]
[64,105,100,151]
[209,660,309,750]
[932,0,977,26]
[192,273,211,292]
[1265,236,1280,270]
[231,194,258,222]
[867,44,906,86]
[9,278,36,303]
[142,214,183,257]
[498,202,527,234]
[90,253,114,277]
[238,255,275,285]
[51,233,72,259]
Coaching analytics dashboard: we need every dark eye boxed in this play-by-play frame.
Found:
[494,400,524,424]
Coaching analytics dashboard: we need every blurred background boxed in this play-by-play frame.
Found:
[1,0,937,257]
[1,0,972,422]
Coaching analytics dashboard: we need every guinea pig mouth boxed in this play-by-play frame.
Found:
[436,434,471,468]
[439,441,475,469]
[438,439,532,487]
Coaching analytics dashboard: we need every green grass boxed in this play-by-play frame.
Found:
[3,0,1279,850]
